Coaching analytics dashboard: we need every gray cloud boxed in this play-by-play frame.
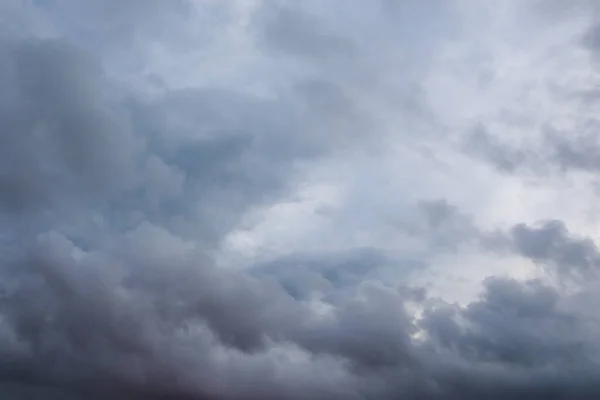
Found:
[256,2,356,62]
[510,220,600,280]
[547,121,600,172]
[4,228,600,399]
[2,0,600,399]
[464,18,600,178]
[252,247,392,299]
[463,124,534,173]
[583,21,600,53]
[419,276,600,399]
[0,38,138,213]
[464,119,600,177]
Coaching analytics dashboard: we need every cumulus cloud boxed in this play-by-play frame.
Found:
[2,0,600,399]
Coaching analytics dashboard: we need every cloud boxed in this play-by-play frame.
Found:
[2,0,600,399]
[0,37,138,213]
[256,2,356,61]
[418,276,600,399]
[459,5,600,179]
[510,220,600,279]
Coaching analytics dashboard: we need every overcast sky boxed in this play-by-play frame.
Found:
[2,0,600,399]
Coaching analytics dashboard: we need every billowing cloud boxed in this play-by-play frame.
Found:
[2,0,600,399]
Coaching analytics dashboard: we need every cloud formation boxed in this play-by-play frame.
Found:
[2,0,600,399]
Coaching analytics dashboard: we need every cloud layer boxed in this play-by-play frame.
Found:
[2,0,600,399]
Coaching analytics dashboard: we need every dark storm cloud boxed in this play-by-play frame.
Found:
[4,230,600,399]
[1,221,599,400]
[423,278,577,366]
[123,81,365,245]
[2,0,600,399]
[510,220,600,278]
[0,230,387,398]
[0,38,137,213]
[418,276,600,400]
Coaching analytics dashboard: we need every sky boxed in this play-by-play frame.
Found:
[2,0,600,399]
